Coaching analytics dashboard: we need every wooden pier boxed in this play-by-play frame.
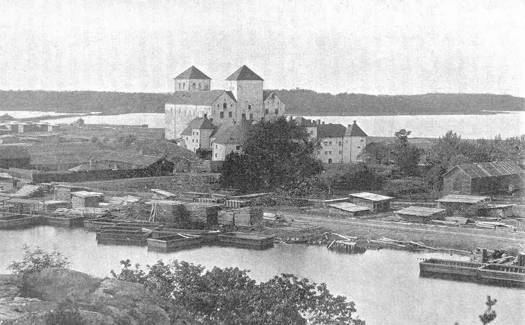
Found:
[327,240,366,254]
[0,213,41,229]
[96,225,151,246]
[43,214,85,227]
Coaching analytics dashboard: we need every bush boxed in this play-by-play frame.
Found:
[8,245,70,277]
[382,177,427,197]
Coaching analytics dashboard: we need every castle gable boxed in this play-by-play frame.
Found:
[167,90,234,106]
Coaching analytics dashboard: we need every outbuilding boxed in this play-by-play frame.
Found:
[71,191,104,209]
[349,192,393,213]
[395,206,446,223]
[478,204,515,219]
[328,202,371,217]
[442,161,523,195]
[436,194,490,216]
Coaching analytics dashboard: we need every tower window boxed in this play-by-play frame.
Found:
[241,113,246,120]
[220,112,224,118]
[249,113,253,120]
[192,82,196,88]
[274,109,278,115]
[228,112,232,118]
[248,105,251,110]
[223,103,227,109]
[265,109,269,114]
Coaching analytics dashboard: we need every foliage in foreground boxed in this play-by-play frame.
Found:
[8,245,70,277]
[111,259,364,325]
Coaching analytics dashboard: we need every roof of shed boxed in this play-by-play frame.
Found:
[317,124,346,138]
[329,202,371,213]
[444,161,522,179]
[436,194,490,204]
[226,65,263,81]
[350,192,394,202]
[72,191,104,198]
[396,206,445,217]
[167,90,236,106]
[174,66,211,80]
[180,118,216,136]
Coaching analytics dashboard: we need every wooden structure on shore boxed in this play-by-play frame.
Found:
[419,258,525,288]
[218,232,274,250]
[349,192,393,213]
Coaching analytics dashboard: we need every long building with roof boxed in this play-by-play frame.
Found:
[165,65,285,141]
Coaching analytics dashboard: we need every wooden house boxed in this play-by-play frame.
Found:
[349,192,393,213]
[442,161,523,195]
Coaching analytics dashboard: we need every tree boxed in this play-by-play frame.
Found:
[220,118,323,192]
[112,259,364,325]
[391,129,421,176]
[479,296,497,325]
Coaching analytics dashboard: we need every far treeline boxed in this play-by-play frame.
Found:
[0,90,523,115]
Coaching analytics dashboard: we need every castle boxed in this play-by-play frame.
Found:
[165,65,285,141]
[164,65,367,163]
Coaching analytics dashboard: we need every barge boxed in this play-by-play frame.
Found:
[96,225,151,246]
[419,258,525,288]
[218,232,274,250]
[43,214,85,227]
[147,233,202,252]
[0,214,42,229]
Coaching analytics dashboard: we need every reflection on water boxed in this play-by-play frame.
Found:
[0,226,523,325]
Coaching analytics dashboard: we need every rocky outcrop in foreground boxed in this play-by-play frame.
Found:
[0,268,176,325]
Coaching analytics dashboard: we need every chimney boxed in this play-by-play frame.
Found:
[353,120,357,124]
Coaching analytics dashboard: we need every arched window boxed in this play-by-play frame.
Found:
[248,105,252,110]
[223,103,227,109]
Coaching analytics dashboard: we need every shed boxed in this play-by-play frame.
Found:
[182,202,220,226]
[436,194,490,216]
[328,202,371,217]
[442,161,523,195]
[42,200,70,212]
[478,204,515,219]
[218,207,263,227]
[395,206,446,223]
[349,192,393,213]
[71,191,104,209]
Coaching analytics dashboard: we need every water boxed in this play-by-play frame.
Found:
[1,109,522,138]
[0,226,523,325]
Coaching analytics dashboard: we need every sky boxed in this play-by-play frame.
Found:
[0,0,524,96]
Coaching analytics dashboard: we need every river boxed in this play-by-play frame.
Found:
[0,226,523,325]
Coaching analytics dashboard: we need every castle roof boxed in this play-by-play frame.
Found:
[226,65,263,81]
[174,66,211,80]
[180,118,216,136]
[263,90,275,101]
[212,121,251,145]
[345,121,367,137]
[317,123,346,138]
[167,90,236,106]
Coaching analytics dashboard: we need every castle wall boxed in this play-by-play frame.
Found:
[342,136,367,163]
[164,104,212,140]
[263,94,286,120]
[175,79,210,92]
[227,80,263,121]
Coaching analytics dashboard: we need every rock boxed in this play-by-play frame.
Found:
[0,269,172,325]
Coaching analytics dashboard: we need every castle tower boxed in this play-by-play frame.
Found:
[226,65,264,121]
[342,120,368,163]
[174,66,211,92]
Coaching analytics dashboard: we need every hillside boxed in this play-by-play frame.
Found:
[0,90,523,116]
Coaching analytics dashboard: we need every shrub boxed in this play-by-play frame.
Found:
[8,245,70,277]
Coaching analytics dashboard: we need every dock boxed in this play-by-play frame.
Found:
[43,214,85,227]
[95,225,152,246]
[419,258,525,288]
